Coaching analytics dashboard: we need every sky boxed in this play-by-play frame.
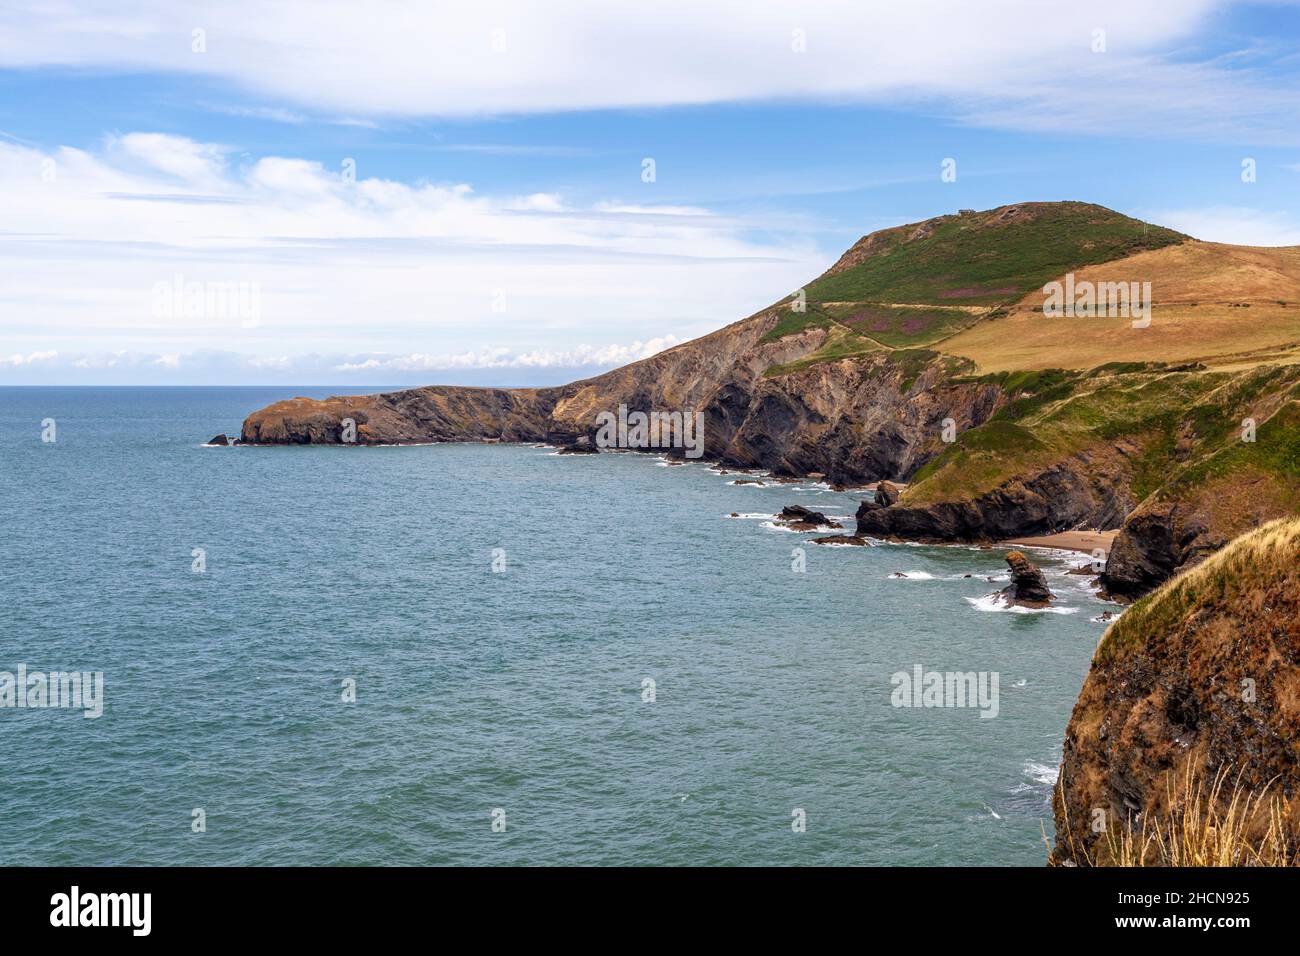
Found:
[3,0,1300,386]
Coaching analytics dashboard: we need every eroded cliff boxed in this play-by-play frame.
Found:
[1052,518,1300,866]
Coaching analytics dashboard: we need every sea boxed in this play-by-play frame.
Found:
[0,386,1114,865]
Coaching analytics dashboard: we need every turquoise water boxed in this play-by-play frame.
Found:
[1,387,1111,865]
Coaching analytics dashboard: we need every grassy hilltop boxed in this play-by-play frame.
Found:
[750,201,1300,593]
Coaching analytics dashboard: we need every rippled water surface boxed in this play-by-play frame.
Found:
[1,387,1113,865]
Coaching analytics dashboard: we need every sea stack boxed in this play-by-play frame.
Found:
[1000,551,1053,607]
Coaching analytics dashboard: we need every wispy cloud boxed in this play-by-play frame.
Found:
[334,336,681,372]
[2,1,1294,141]
[1,349,58,366]
[0,133,821,381]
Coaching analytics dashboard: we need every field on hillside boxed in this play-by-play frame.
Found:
[940,242,1300,373]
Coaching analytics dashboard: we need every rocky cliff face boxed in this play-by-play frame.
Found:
[241,312,1008,484]
[856,444,1135,542]
[1052,518,1300,865]
[702,352,1006,483]
[241,312,797,448]
[240,385,565,445]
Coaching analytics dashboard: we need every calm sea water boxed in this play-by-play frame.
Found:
[1,387,1111,866]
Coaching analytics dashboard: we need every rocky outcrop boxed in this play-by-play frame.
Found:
[1100,504,1214,600]
[812,534,869,546]
[1101,472,1297,600]
[240,385,564,445]
[206,433,230,446]
[239,315,1007,485]
[856,447,1135,542]
[875,481,901,507]
[775,505,840,531]
[556,438,599,455]
[999,551,1053,607]
[701,354,1005,484]
[778,505,831,524]
[1053,518,1300,866]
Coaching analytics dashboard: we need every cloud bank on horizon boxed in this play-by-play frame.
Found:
[2,0,1300,384]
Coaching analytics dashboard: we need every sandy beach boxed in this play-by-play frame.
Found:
[1000,530,1118,555]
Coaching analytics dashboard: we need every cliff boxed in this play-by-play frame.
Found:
[1052,518,1300,865]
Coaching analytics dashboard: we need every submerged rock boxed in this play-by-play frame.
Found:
[813,534,869,546]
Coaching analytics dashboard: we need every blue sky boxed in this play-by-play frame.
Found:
[3,0,1300,385]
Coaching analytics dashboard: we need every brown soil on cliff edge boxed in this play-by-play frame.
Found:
[1052,517,1300,866]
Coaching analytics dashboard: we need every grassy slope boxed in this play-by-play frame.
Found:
[1096,516,1300,663]
[805,201,1185,307]
[760,201,1188,363]
[903,363,1300,507]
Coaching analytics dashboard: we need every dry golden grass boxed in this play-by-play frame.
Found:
[1099,517,1300,661]
[1053,765,1298,867]
[941,240,1300,372]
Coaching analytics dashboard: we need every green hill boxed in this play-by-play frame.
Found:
[805,201,1187,307]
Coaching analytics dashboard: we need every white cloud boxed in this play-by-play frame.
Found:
[0,134,821,382]
[594,203,711,217]
[0,1,1293,140]
[333,336,682,372]
[1,349,57,365]
[108,132,228,186]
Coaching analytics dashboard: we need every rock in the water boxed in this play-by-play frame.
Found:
[734,479,765,486]
[999,550,1053,607]
[856,479,902,516]
[779,505,829,524]
[557,437,599,455]
[1053,518,1300,866]
[812,534,869,546]
[875,480,902,507]
[776,505,842,531]
[206,434,230,446]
